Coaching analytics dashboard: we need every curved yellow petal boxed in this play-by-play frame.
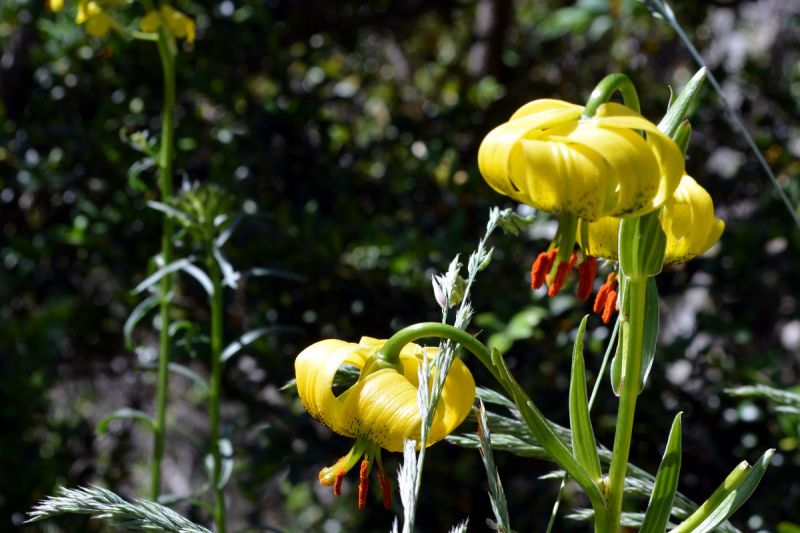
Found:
[478,104,583,202]
[478,99,684,222]
[661,175,724,263]
[160,4,196,43]
[339,367,422,452]
[509,99,584,120]
[519,137,611,220]
[593,103,684,210]
[582,175,724,264]
[295,339,368,434]
[579,216,619,259]
[428,356,475,443]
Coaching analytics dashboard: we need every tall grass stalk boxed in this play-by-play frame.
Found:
[644,0,800,232]
[151,28,177,502]
[206,250,227,533]
[399,208,506,533]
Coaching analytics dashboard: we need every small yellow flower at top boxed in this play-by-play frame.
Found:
[76,0,113,37]
[46,0,64,12]
[140,4,196,43]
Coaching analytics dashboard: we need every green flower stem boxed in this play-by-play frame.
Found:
[601,278,648,533]
[377,322,606,513]
[206,251,226,533]
[150,29,177,502]
[377,322,499,382]
[579,73,645,533]
[554,212,579,264]
[582,73,641,117]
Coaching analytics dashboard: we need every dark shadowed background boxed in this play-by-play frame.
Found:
[2,0,799,531]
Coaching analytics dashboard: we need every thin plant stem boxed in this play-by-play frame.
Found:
[647,0,800,232]
[543,75,641,532]
[545,317,620,533]
[151,29,177,502]
[206,251,226,533]
[602,279,648,532]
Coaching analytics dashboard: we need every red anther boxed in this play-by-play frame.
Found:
[531,248,557,289]
[377,465,392,509]
[577,256,597,301]
[357,459,370,510]
[593,285,609,314]
[593,272,617,314]
[602,290,618,324]
[547,252,576,297]
[333,470,345,496]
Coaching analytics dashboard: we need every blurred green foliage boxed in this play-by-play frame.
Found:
[2,0,800,530]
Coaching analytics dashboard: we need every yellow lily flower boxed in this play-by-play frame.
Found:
[581,174,725,264]
[76,0,113,37]
[479,99,684,221]
[478,98,685,300]
[47,0,64,12]
[140,4,196,43]
[295,336,475,508]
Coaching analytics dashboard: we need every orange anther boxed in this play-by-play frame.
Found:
[593,272,617,314]
[547,252,576,296]
[333,470,345,496]
[377,465,392,509]
[602,290,618,324]
[531,248,557,289]
[357,459,370,510]
[577,256,597,301]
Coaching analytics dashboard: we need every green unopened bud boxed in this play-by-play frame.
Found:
[673,120,692,155]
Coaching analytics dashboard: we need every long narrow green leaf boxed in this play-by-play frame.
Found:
[475,401,511,533]
[241,267,306,282]
[221,325,301,362]
[213,248,240,289]
[489,348,606,511]
[670,449,774,533]
[123,293,161,350]
[639,277,660,391]
[133,258,193,294]
[569,316,601,481]
[146,200,192,225]
[96,409,156,436]
[640,412,683,533]
[180,262,213,296]
[139,361,210,393]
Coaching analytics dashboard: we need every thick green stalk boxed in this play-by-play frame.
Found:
[206,252,226,533]
[150,29,176,502]
[602,278,648,532]
[578,73,642,533]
